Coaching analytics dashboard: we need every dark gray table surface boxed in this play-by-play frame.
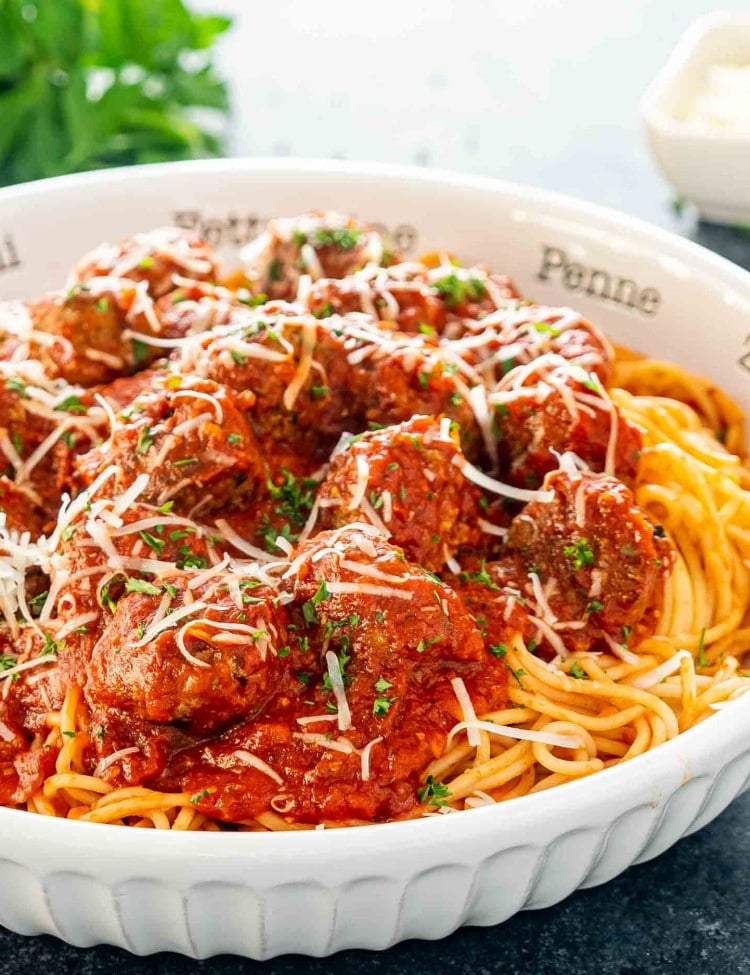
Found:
[4,0,750,965]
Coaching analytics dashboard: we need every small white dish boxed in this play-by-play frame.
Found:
[641,12,750,225]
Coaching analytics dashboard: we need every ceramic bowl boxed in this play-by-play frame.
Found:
[1,159,749,959]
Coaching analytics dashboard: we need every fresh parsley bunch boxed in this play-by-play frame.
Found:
[0,0,232,186]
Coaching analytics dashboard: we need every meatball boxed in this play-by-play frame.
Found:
[49,498,228,686]
[305,261,518,335]
[449,555,536,651]
[343,320,482,456]
[72,226,219,298]
[74,373,263,515]
[159,525,509,823]
[0,477,48,537]
[454,304,614,386]
[178,309,366,460]
[0,365,104,513]
[28,278,163,385]
[317,415,483,571]
[86,574,288,735]
[491,356,642,488]
[505,469,674,651]
[242,211,385,301]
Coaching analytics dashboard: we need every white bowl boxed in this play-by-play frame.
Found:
[641,12,750,225]
[1,159,750,959]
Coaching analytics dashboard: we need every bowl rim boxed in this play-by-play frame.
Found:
[2,156,750,858]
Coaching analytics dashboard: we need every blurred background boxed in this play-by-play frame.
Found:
[0,0,748,263]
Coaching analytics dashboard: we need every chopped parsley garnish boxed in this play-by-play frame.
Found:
[268,258,283,282]
[313,227,361,249]
[190,789,210,804]
[374,676,393,693]
[531,321,559,336]
[312,302,333,319]
[373,695,394,717]
[40,630,63,656]
[176,546,207,570]
[95,297,109,313]
[507,664,526,689]
[267,467,317,529]
[139,530,165,555]
[54,394,88,414]
[172,457,198,467]
[230,349,247,365]
[124,577,162,596]
[278,645,291,658]
[580,374,601,394]
[238,292,268,308]
[417,775,450,807]
[296,672,312,686]
[621,625,632,647]
[131,337,149,366]
[4,377,27,397]
[100,577,122,613]
[310,384,329,399]
[302,579,330,624]
[417,371,430,389]
[563,539,595,570]
[433,273,485,308]
[416,634,441,653]
[459,560,499,590]
[227,432,243,445]
[569,662,588,679]
[488,642,508,659]
[135,426,154,455]
[62,730,76,738]
[586,600,604,614]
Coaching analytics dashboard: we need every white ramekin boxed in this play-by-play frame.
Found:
[641,12,750,225]
[0,159,749,958]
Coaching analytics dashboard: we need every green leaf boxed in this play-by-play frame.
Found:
[169,66,229,110]
[189,14,232,49]
[0,0,232,186]
[24,0,86,62]
[0,74,44,161]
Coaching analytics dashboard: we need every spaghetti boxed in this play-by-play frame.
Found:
[0,213,746,831]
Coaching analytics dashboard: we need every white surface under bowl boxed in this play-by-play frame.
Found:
[641,12,750,225]
[0,159,750,959]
